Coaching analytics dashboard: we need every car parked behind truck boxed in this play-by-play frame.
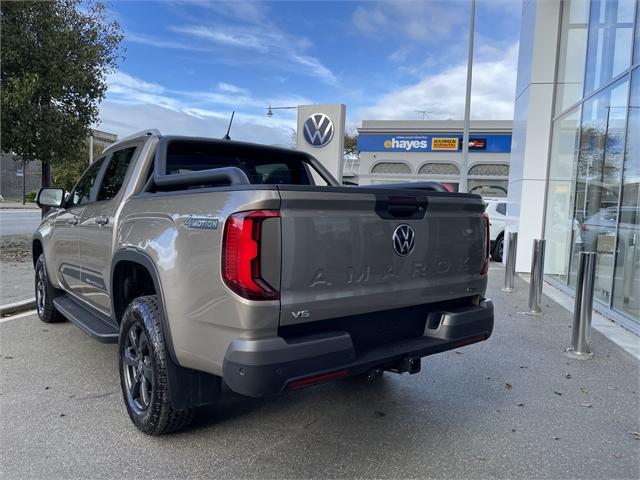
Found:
[33,130,494,435]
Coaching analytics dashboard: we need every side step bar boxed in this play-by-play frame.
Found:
[53,295,119,343]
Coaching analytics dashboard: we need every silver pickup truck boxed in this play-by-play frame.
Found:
[33,130,494,435]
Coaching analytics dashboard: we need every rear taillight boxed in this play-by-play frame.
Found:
[221,210,279,300]
[480,212,490,275]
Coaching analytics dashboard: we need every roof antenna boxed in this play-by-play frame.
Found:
[222,111,235,140]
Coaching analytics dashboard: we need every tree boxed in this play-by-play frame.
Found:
[1,0,123,194]
[52,139,104,192]
[344,130,359,158]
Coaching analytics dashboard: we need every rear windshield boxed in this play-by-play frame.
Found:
[165,140,313,185]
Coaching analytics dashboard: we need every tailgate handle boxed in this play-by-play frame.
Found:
[375,195,427,220]
[387,204,418,217]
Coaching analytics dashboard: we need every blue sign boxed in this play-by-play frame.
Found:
[358,133,511,153]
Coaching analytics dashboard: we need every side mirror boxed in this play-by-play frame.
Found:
[36,187,66,209]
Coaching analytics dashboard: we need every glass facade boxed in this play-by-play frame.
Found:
[545,0,640,329]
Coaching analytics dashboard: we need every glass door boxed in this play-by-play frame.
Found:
[612,69,640,322]
[569,77,629,305]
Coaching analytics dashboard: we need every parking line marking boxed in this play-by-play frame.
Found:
[0,310,37,323]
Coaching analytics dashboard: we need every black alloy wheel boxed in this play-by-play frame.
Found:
[122,322,154,414]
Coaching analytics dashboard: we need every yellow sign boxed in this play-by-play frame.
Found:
[431,138,459,151]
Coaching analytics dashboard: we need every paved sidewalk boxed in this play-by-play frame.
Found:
[0,264,638,479]
[0,201,38,209]
[1,236,34,305]
[0,261,33,305]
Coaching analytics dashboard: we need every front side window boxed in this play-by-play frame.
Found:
[70,157,106,207]
[97,147,137,202]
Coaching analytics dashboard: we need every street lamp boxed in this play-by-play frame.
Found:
[267,105,298,117]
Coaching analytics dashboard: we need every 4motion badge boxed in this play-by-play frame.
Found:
[185,215,219,230]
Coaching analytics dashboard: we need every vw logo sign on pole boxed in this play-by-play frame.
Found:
[392,224,415,256]
[303,113,334,148]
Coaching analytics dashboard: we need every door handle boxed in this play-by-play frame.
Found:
[95,216,109,226]
[66,218,78,226]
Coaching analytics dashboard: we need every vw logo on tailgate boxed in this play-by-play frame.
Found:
[303,113,334,147]
[392,224,415,256]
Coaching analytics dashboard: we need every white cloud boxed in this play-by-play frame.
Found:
[108,71,164,95]
[171,25,269,52]
[387,46,412,63]
[100,71,310,145]
[98,101,294,146]
[172,23,337,85]
[358,43,518,121]
[217,82,249,95]
[352,1,466,43]
[183,1,267,24]
[126,32,203,51]
[124,1,336,86]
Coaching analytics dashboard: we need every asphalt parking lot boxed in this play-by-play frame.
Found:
[1,270,639,479]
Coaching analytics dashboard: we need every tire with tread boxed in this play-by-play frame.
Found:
[119,295,194,435]
[34,254,65,323]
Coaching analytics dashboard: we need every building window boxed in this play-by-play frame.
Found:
[418,163,459,175]
[584,0,635,95]
[371,162,411,175]
[556,0,590,115]
[468,164,510,176]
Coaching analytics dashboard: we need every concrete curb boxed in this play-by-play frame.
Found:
[0,298,36,316]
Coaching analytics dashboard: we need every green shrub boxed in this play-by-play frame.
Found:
[25,191,37,203]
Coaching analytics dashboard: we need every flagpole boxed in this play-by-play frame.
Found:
[460,0,475,193]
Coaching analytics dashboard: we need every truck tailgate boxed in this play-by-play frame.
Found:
[278,187,488,326]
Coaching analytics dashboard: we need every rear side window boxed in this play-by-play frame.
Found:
[97,147,137,201]
[496,203,507,215]
[71,157,106,207]
[165,140,313,185]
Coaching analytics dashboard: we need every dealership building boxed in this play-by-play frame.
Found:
[508,0,639,331]
[356,120,512,197]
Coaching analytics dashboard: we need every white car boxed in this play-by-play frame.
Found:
[484,198,507,262]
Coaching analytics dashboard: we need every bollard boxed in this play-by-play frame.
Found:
[566,251,597,360]
[525,239,546,315]
[502,232,518,292]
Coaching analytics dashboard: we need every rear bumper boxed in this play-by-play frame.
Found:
[223,299,494,397]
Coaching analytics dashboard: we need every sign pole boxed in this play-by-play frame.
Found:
[459,0,475,193]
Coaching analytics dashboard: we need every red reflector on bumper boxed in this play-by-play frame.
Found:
[451,335,486,349]
[286,369,350,390]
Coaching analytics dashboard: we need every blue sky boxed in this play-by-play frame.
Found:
[100,0,522,145]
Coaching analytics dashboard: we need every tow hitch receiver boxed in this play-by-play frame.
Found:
[386,355,421,375]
